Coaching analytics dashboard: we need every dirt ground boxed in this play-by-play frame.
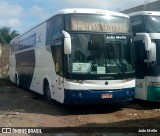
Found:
[0,78,160,136]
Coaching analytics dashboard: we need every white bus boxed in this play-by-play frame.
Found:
[9,8,135,104]
[129,11,160,102]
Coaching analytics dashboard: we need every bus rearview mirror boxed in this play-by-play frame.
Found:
[144,42,156,63]
[62,30,71,55]
[136,33,151,51]
[148,42,156,62]
[136,33,156,63]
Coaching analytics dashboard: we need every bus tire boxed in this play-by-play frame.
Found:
[44,80,52,103]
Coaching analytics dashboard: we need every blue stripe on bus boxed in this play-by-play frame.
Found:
[64,88,135,104]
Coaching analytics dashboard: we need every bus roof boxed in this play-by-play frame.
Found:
[54,8,128,17]
[128,11,160,17]
[11,8,129,42]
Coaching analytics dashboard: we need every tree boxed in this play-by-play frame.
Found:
[0,27,19,44]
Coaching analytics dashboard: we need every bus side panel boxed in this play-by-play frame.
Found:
[15,50,35,88]
[30,47,65,103]
[29,23,48,94]
[30,46,56,95]
[28,22,65,103]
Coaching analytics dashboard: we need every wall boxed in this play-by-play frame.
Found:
[0,44,10,78]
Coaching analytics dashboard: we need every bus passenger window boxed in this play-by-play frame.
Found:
[46,17,55,45]
[51,39,63,77]
[52,15,64,40]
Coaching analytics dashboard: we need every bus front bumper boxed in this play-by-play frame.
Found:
[64,88,135,104]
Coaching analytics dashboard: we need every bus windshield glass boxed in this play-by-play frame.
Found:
[145,16,160,33]
[67,34,135,75]
[65,14,132,33]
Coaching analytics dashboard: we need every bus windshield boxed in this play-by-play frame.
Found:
[65,14,132,33]
[145,16,160,33]
[67,34,135,75]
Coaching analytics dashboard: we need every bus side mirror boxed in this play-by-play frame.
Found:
[136,33,151,51]
[62,30,71,55]
[148,42,156,62]
[135,33,157,63]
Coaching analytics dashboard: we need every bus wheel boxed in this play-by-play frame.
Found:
[44,81,52,102]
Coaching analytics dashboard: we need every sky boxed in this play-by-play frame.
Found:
[0,0,158,34]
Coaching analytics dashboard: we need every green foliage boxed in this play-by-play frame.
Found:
[0,27,19,44]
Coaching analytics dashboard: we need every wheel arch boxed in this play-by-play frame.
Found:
[42,75,51,95]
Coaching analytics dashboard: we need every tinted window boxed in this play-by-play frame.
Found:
[145,16,160,33]
[135,40,147,78]
[46,17,55,45]
[130,15,145,33]
[51,39,63,76]
[19,34,36,50]
[46,15,64,45]
[52,15,64,40]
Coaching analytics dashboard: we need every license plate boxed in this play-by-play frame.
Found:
[101,94,113,99]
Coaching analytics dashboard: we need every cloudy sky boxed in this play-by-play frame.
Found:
[0,0,158,33]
